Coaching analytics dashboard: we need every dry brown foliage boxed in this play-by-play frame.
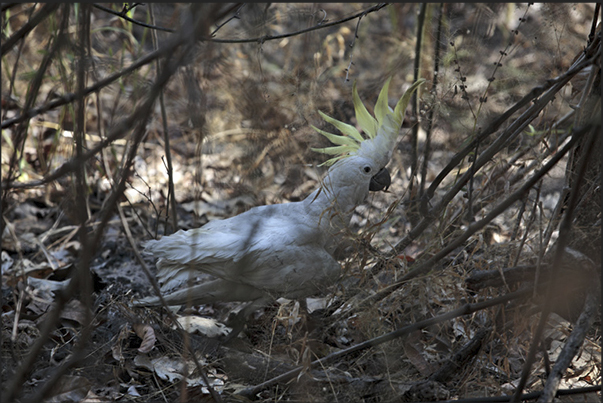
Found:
[1,3,600,402]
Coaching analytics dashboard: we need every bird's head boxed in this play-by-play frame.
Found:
[312,77,425,198]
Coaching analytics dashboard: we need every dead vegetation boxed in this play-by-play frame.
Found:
[1,3,601,402]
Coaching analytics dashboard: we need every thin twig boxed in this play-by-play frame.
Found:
[210,3,389,45]
[22,7,96,402]
[0,3,60,56]
[149,4,178,235]
[512,183,541,267]
[2,4,34,120]
[439,385,602,403]
[358,124,593,312]
[408,3,426,207]
[92,3,175,32]
[1,3,389,132]
[537,288,600,402]
[238,287,532,398]
[464,137,479,223]
[1,3,69,236]
[344,4,370,81]
[4,9,202,401]
[117,204,222,403]
[430,327,491,383]
[1,35,177,130]
[95,3,388,44]
[471,5,532,126]
[509,112,599,403]
[420,42,598,214]
[397,45,600,256]
[210,4,245,37]
[1,3,20,13]
[419,3,444,205]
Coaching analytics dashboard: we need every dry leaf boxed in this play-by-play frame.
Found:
[133,323,156,354]
[174,316,231,338]
[45,375,91,403]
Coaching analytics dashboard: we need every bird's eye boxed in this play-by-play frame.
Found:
[363,166,371,173]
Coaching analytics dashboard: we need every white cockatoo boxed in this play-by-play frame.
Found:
[135,77,425,335]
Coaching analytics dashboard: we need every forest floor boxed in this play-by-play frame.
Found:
[1,3,600,402]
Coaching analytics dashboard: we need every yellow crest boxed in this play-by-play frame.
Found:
[312,77,425,166]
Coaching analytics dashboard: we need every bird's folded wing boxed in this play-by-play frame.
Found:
[144,204,340,296]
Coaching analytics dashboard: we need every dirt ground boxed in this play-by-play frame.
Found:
[1,3,601,402]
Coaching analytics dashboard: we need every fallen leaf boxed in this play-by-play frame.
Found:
[45,375,91,403]
[174,316,231,338]
[133,323,156,353]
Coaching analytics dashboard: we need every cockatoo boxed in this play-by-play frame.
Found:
[135,77,425,336]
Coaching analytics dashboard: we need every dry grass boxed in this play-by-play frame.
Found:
[1,3,600,402]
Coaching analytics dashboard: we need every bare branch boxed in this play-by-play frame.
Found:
[209,3,389,44]
[1,39,172,130]
[238,287,533,398]
[92,3,175,33]
[510,121,600,403]
[360,123,594,312]
[395,46,601,256]
[0,3,60,56]
[537,289,600,402]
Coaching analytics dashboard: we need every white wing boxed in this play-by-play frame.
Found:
[144,202,340,298]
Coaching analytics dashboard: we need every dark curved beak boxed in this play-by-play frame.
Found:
[369,167,391,192]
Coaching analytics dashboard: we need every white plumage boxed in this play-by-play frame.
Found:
[135,78,425,335]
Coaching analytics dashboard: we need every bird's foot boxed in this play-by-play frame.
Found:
[219,311,247,344]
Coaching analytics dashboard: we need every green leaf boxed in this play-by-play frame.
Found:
[352,81,378,139]
[317,111,364,142]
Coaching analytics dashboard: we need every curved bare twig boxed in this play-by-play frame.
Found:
[238,287,532,398]
[207,3,389,44]
[1,3,389,133]
[92,3,175,32]
[0,3,60,56]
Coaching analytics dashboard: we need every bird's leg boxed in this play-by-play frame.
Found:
[134,279,266,307]
[222,296,273,342]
